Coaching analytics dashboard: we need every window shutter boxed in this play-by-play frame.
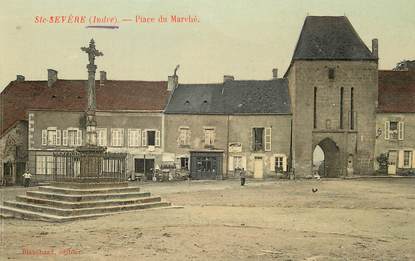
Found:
[250,129,254,151]
[283,155,287,172]
[384,121,390,140]
[212,130,216,145]
[155,130,161,147]
[398,150,404,168]
[270,156,275,171]
[62,130,68,146]
[137,129,142,147]
[412,150,415,169]
[56,130,61,146]
[120,129,124,147]
[41,130,47,146]
[77,130,83,146]
[398,122,404,140]
[265,127,272,151]
[128,129,132,147]
[229,156,234,171]
[102,129,107,146]
[186,130,191,145]
[142,130,147,147]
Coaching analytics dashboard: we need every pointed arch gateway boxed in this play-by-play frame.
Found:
[313,138,340,178]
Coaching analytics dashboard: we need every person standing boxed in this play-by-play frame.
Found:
[240,168,246,186]
[23,170,32,187]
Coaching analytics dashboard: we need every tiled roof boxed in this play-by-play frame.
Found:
[292,16,375,61]
[0,79,169,136]
[30,80,169,111]
[165,79,291,114]
[378,70,415,113]
[0,81,47,135]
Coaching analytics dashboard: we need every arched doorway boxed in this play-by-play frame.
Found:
[313,138,340,177]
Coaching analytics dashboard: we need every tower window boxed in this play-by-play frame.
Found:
[328,68,335,80]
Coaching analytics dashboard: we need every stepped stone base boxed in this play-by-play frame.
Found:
[0,182,174,222]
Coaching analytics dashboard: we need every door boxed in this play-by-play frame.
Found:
[254,157,263,179]
[134,158,155,180]
[388,151,397,175]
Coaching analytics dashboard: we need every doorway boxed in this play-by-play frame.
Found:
[388,151,397,175]
[190,151,223,180]
[134,158,155,180]
[313,138,340,177]
[254,157,263,179]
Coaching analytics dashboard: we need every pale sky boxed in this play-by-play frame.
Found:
[1,0,414,91]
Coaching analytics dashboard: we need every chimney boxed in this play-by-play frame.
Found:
[372,38,378,58]
[167,75,178,91]
[100,70,107,86]
[47,69,58,87]
[223,75,234,83]
[16,75,25,82]
[272,68,278,79]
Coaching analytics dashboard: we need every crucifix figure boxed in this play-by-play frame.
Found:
[81,38,103,66]
[80,39,103,146]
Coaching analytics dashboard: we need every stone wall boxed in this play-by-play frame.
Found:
[288,60,378,177]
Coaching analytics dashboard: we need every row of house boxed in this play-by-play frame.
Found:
[1,16,415,185]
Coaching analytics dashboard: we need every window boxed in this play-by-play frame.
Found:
[234,156,242,170]
[48,130,57,145]
[385,121,404,140]
[328,68,335,80]
[147,130,156,146]
[68,130,78,146]
[204,128,215,146]
[35,156,54,175]
[252,127,272,151]
[55,157,66,175]
[111,128,124,147]
[142,130,160,147]
[128,129,141,147]
[403,151,412,168]
[253,128,264,151]
[271,154,287,172]
[42,128,61,146]
[178,127,190,146]
[275,157,284,171]
[62,128,82,146]
[97,128,107,146]
[180,157,189,170]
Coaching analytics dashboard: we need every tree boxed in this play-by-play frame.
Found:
[376,153,388,174]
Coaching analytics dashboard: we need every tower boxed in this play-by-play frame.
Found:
[286,16,378,177]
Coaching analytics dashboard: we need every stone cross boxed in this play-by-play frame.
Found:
[80,39,103,146]
[81,39,103,66]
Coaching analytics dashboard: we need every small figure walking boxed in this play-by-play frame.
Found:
[23,169,32,187]
[240,168,246,186]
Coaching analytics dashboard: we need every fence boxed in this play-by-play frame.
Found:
[52,151,127,182]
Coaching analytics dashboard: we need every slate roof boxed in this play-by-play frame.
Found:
[292,16,375,61]
[378,70,415,113]
[0,79,169,136]
[164,79,291,114]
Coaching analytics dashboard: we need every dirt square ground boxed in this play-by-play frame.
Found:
[0,178,414,260]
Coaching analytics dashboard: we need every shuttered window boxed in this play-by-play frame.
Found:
[97,128,108,146]
[128,129,141,147]
[111,128,124,147]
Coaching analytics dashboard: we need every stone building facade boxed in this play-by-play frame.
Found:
[164,78,291,179]
[286,16,379,177]
[375,70,415,174]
